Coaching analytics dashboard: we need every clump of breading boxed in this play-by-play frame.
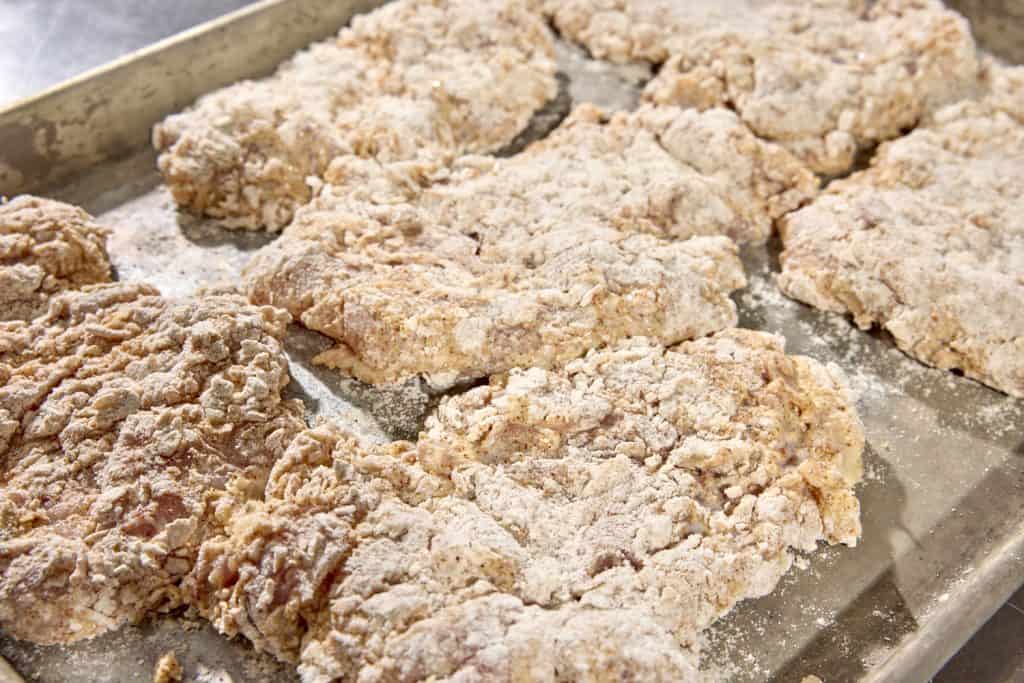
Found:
[153,0,558,231]
[0,196,112,322]
[549,0,980,175]
[778,63,1024,397]
[153,652,183,683]
[243,103,816,387]
[0,283,306,644]
[186,330,864,682]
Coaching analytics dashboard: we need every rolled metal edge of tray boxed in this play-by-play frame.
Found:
[0,0,385,198]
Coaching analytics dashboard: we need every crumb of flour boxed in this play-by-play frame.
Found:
[194,665,235,683]
[153,652,182,683]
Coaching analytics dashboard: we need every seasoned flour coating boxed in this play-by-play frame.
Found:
[243,104,818,386]
[187,330,864,682]
[779,64,1024,397]
[550,0,979,174]
[0,283,305,644]
[498,104,817,244]
[0,196,112,322]
[153,0,557,231]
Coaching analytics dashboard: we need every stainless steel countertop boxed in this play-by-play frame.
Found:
[0,1,1020,681]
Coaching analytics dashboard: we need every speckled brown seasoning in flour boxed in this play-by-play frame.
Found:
[243,103,820,387]
[0,283,305,645]
[778,63,1024,397]
[548,0,980,175]
[186,329,864,682]
[153,0,558,232]
[512,104,818,244]
[0,196,112,322]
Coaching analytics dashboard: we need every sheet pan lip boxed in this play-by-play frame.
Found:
[0,0,387,198]
[0,0,285,118]
[865,527,1024,683]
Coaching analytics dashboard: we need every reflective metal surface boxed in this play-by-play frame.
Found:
[0,2,1022,681]
[0,0,381,197]
[0,1,261,106]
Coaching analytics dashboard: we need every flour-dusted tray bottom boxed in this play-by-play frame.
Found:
[0,4,1021,682]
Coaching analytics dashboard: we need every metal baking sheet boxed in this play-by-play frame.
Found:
[1,2,1022,681]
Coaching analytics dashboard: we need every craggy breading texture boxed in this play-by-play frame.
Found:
[0,283,306,644]
[244,103,820,386]
[778,64,1024,397]
[0,196,112,322]
[153,0,557,231]
[549,0,980,175]
[514,104,817,244]
[187,330,865,682]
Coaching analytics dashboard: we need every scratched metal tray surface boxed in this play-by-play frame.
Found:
[0,1,1021,682]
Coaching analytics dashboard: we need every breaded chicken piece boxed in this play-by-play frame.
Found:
[432,104,817,245]
[549,0,980,175]
[187,330,864,682]
[153,0,558,231]
[778,63,1024,397]
[0,283,306,644]
[244,104,818,386]
[0,196,112,322]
